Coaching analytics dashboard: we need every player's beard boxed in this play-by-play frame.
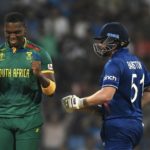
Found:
[8,37,25,48]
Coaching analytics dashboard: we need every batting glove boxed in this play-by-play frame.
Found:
[61,95,84,112]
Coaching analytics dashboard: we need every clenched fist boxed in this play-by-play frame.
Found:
[61,95,84,112]
[32,61,41,76]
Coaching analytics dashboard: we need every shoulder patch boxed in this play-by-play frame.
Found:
[26,43,41,51]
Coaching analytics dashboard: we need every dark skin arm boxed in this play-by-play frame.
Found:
[32,61,55,88]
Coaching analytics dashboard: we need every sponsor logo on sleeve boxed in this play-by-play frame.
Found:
[103,75,117,81]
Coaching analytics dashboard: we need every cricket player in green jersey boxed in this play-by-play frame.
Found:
[0,12,56,150]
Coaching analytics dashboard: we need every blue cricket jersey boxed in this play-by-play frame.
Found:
[100,48,150,121]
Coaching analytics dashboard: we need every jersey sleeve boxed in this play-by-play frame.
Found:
[101,58,124,89]
[40,49,54,73]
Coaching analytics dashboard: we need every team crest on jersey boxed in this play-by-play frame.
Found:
[26,52,32,60]
[0,52,5,61]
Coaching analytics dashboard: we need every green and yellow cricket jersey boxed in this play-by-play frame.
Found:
[0,39,54,118]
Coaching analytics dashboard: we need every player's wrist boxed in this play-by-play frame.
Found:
[83,98,89,107]
[77,98,84,109]
[36,71,42,77]
[37,73,51,88]
[78,98,88,109]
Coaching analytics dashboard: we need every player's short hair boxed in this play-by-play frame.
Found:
[4,12,25,24]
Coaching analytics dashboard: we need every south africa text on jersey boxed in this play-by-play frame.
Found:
[0,68,30,78]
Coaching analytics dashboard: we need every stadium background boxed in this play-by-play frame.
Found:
[0,0,150,149]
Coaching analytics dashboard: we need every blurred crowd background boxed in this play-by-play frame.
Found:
[0,0,150,149]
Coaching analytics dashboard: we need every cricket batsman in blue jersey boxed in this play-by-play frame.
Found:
[62,22,150,150]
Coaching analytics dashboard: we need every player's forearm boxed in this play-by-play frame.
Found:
[37,73,56,95]
[83,89,113,107]
[37,73,50,87]
[61,87,116,110]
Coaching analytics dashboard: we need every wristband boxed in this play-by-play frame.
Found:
[41,80,56,95]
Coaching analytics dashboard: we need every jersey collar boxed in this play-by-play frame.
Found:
[113,48,129,56]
